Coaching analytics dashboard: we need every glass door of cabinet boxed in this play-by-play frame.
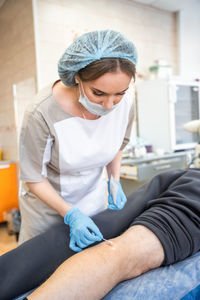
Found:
[174,85,199,145]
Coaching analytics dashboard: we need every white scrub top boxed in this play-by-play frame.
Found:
[19,83,134,243]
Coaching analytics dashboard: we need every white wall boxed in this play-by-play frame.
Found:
[178,0,200,79]
[33,0,178,90]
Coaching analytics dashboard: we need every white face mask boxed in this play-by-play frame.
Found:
[78,82,118,116]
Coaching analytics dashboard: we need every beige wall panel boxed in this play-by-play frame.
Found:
[0,0,36,161]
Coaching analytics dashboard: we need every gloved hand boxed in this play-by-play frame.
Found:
[64,208,103,252]
[107,176,127,210]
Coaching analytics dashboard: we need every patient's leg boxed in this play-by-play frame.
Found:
[28,225,164,300]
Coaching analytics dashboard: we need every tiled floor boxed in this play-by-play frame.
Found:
[0,223,18,255]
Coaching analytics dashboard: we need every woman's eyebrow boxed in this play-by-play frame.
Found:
[91,87,128,94]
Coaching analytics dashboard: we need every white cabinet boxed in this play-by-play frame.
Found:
[137,78,200,152]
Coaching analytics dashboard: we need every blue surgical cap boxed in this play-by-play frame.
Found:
[58,29,138,86]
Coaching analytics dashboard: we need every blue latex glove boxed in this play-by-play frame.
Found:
[107,177,127,210]
[64,208,103,252]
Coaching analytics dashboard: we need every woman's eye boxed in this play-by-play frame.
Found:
[92,91,125,96]
[93,91,104,96]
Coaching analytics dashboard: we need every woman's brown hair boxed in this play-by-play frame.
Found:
[77,58,136,82]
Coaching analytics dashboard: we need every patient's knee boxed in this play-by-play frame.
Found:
[115,225,165,280]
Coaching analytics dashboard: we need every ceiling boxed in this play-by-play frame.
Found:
[133,0,192,12]
[0,0,195,12]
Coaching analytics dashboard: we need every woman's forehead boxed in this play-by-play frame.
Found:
[86,71,131,93]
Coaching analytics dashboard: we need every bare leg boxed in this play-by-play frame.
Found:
[28,225,164,300]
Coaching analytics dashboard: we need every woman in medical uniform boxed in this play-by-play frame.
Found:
[19,29,138,252]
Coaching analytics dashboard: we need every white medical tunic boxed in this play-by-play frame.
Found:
[19,84,134,243]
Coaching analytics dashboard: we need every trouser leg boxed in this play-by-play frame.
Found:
[131,168,200,265]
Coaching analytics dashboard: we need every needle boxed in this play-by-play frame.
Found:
[102,238,113,246]
[91,231,113,246]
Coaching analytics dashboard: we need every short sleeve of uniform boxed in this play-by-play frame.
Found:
[120,96,135,151]
[20,109,52,182]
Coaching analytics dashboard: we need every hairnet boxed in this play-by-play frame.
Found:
[58,29,138,86]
